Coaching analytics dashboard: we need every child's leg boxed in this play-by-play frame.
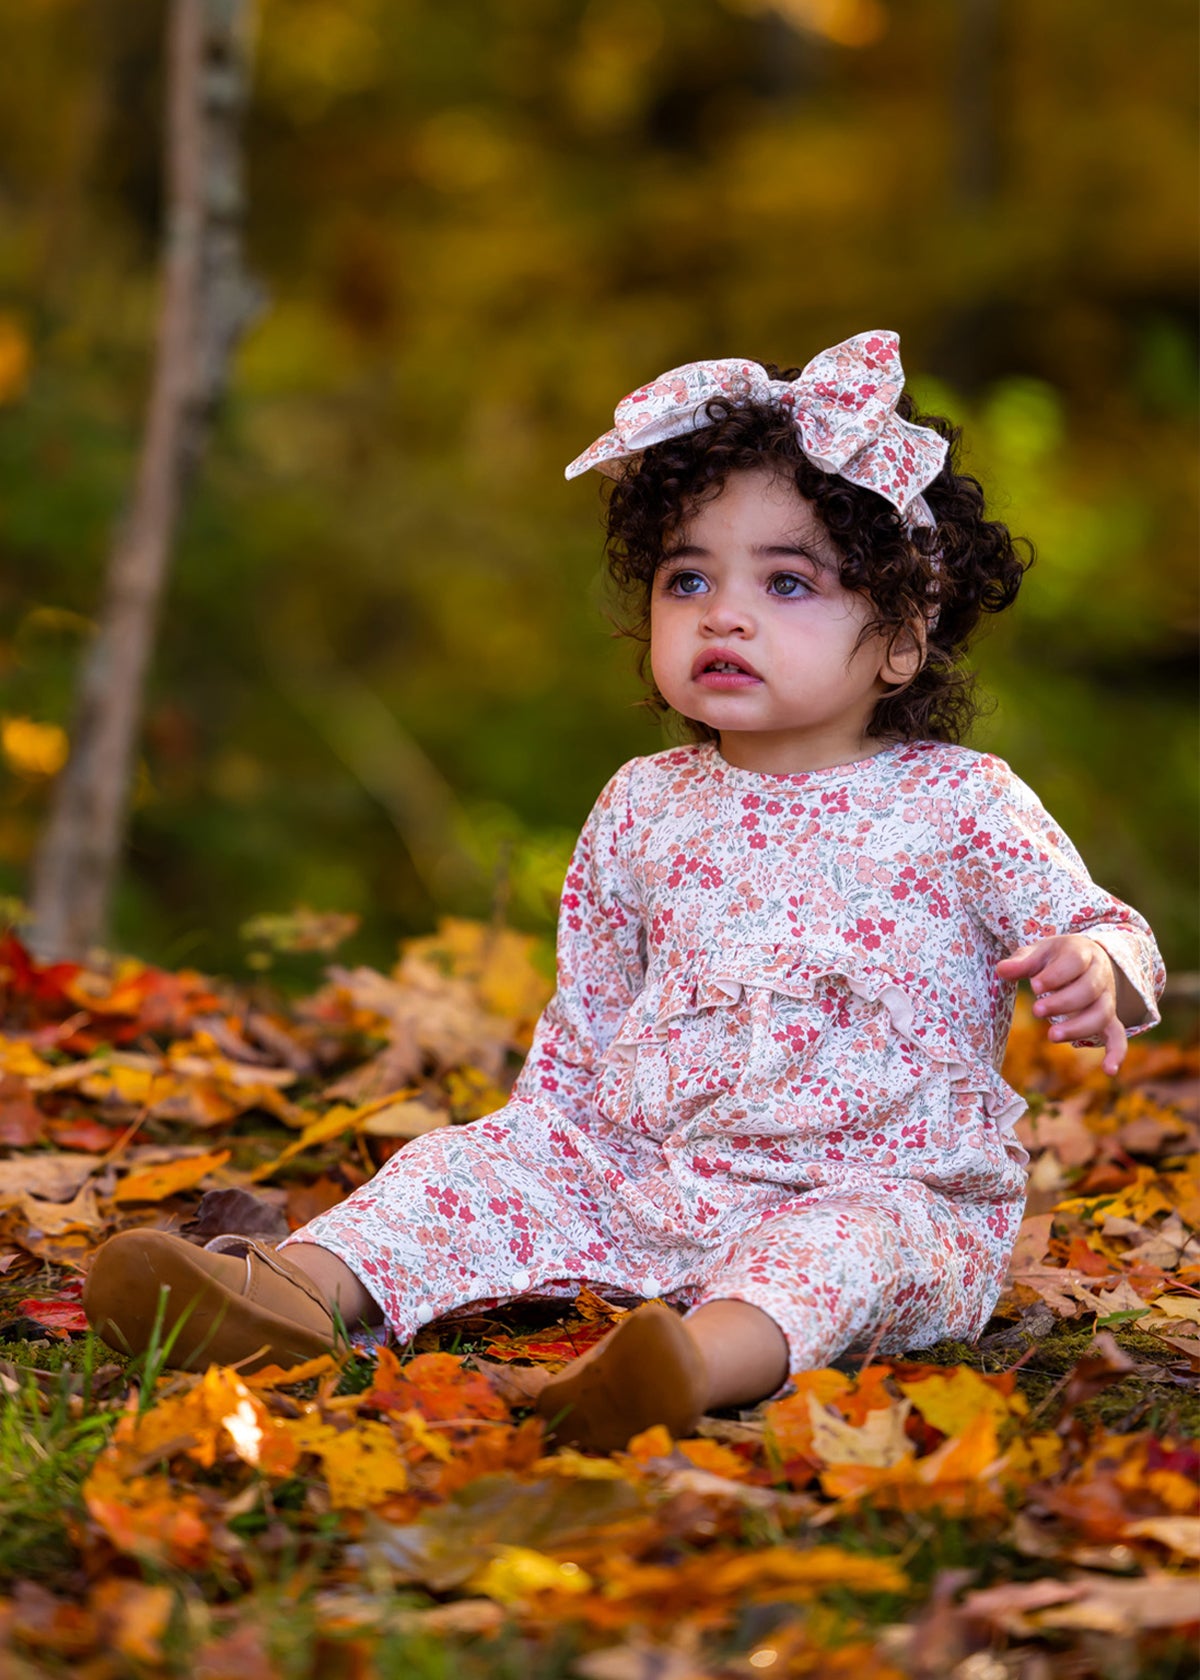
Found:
[685,1297,789,1408]
[689,1189,998,1374]
[285,1242,383,1326]
[538,1189,996,1453]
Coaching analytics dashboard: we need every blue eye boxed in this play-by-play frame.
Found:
[665,570,707,595]
[768,573,811,598]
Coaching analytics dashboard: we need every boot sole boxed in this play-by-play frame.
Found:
[535,1301,707,1453]
[82,1229,334,1373]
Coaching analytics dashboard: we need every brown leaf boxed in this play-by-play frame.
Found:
[1009,1212,1055,1271]
[10,1581,98,1657]
[284,1175,349,1228]
[0,1154,102,1201]
[1059,1331,1137,1411]
[0,1076,46,1146]
[190,1623,280,1680]
[179,1186,290,1244]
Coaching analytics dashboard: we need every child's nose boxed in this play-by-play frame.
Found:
[700,589,755,635]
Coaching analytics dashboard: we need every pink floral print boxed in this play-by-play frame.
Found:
[285,740,1164,1374]
[563,331,947,525]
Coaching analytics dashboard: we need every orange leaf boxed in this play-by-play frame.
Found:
[365,1348,508,1422]
[84,1462,212,1569]
[112,1149,231,1203]
[821,1408,1006,1514]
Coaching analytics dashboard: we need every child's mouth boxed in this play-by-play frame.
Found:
[693,656,762,690]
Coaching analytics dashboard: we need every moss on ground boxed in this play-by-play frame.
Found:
[911,1320,1200,1437]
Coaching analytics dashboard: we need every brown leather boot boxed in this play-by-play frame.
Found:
[535,1301,708,1453]
[83,1229,337,1373]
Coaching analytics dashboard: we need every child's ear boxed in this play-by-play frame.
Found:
[879,620,926,687]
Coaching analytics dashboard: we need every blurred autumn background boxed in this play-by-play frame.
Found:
[0,0,1196,980]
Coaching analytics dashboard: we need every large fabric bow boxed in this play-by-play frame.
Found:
[564,330,947,528]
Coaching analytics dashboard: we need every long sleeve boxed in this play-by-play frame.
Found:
[510,759,647,1118]
[956,754,1165,1037]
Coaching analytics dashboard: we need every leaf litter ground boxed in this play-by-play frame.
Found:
[0,920,1196,1679]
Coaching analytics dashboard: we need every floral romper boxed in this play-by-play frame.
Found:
[285,740,1164,1371]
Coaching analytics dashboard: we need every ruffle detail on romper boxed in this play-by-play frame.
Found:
[604,942,1026,1139]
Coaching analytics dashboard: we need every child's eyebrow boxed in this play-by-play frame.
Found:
[663,539,834,573]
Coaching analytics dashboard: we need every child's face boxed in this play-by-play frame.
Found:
[649,467,918,774]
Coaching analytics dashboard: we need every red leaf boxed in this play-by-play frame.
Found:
[18,1283,89,1336]
[49,1116,123,1152]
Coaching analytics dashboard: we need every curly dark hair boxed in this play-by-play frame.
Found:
[601,365,1033,745]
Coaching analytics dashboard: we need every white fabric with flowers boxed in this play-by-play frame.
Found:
[286,740,1163,1371]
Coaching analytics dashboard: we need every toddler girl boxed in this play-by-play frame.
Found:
[85,331,1164,1452]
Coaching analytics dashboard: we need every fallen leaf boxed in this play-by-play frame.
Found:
[286,1416,410,1509]
[1122,1516,1200,1558]
[16,1286,88,1336]
[471,1544,592,1604]
[807,1392,913,1468]
[179,1186,290,1244]
[112,1149,232,1203]
[896,1366,1024,1439]
[0,1077,46,1146]
[359,1097,449,1138]
[1009,1211,1055,1269]
[0,1154,102,1201]
[89,1579,174,1666]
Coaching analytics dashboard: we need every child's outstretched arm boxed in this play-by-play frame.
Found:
[957,756,1166,1076]
[994,937,1143,1076]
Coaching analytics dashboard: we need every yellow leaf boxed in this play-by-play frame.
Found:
[472,1545,592,1604]
[109,1366,297,1476]
[402,917,552,1026]
[248,1105,364,1181]
[80,1063,166,1106]
[1,716,64,777]
[822,1409,1006,1514]
[1006,1431,1063,1481]
[285,1416,408,1508]
[1060,1165,1176,1226]
[807,1392,913,1468]
[536,1449,628,1480]
[360,1097,448,1138]
[244,1353,338,1389]
[112,1149,231,1203]
[1141,1295,1200,1327]
[395,1407,454,1462]
[1122,1517,1200,1559]
[897,1367,1026,1438]
[0,1037,52,1079]
[706,1544,908,1596]
[764,1369,854,1460]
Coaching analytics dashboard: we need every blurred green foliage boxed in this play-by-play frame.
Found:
[0,0,1195,975]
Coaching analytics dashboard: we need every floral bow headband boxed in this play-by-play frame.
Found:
[566,329,948,625]
[565,329,945,518]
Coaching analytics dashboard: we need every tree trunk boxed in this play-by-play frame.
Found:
[29,0,257,960]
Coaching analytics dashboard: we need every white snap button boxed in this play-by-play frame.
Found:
[415,1303,433,1324]
[509,1269,531,1291]
[643,1278,661,1297]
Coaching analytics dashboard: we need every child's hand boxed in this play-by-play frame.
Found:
[995,935,1126,1076]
